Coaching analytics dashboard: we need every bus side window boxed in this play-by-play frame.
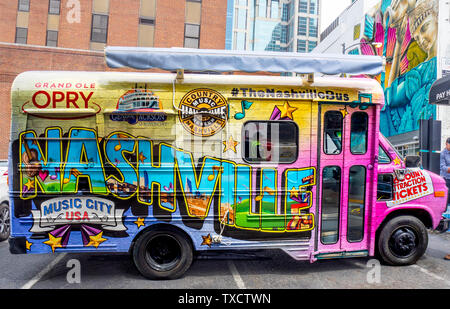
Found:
[378,146,391,164]
[323,111,343,155]
[350,112,368,154]
[377,174,393,200]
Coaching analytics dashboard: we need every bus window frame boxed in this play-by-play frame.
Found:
[241,120,299,165]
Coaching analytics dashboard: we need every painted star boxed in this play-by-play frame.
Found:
[276,102,297,119]
[289,186,299,198]
[138,151,147,163]
[43,234,62,253]
[86,232,107,248]
[134,217,145,228]
[25,240,33,251]
[340,107,348,118]
[24,179,35,191]
[223,136,239,153]
[393,157,402,166]
[201,234,213,248]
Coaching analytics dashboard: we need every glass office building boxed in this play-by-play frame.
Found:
[225,0,321,53]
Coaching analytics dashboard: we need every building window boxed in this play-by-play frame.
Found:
[15,27,27,44]
[48,0,61,15]
[18,0,30,12]
[91,14,109,43]
[308,41,317,52]
[299,0,308,13]
[139,18,154,25]
[297,39,306,53]
[298,17,307,36]
[46,30,58,47]
[309,18,318,37]
[184,23,200,48]
[242,121,298,164]
[309,0,318,14]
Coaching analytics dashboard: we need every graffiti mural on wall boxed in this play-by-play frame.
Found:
[355,0,437,136]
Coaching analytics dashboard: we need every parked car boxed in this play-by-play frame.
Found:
[0,161,9,242]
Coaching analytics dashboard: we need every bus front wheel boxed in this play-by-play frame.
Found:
[378,215,428,266]
[132,227,193,280]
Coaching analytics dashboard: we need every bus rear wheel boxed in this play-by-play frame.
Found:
[378,215,428,266]
[132,227,193,280]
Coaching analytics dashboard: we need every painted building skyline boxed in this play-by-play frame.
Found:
[225,0,321,53]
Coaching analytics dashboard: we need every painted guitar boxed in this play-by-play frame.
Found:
[22,138,41,177]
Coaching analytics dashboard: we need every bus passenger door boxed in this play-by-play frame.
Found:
[316,104,375,256]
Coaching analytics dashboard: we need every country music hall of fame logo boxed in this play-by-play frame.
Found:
[178,88,228,137]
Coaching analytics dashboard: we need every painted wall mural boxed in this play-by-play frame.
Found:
[355,0,438,136]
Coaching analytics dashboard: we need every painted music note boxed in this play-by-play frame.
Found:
[207,165,222,181]
[255,186,275,202]
[63,168,81,184]
[114,134,129,151]
[350,93,373,110]
[234,100,253,120]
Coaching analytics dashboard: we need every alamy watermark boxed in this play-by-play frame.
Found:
[66,258,81,284]
[366,259,381,284]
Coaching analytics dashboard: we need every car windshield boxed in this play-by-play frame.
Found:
[380,134,403,161]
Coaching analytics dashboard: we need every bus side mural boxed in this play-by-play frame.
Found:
[17,126,317,251]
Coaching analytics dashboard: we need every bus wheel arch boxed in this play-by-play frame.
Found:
[130,223,195,280]
[375,210,430,266]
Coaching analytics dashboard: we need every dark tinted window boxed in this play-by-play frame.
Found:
[91,14,109,43]
[377,174,393,200]
[18,0,30,11]
[323,111,343,155]
[48,0,60,14]
[243,121,298,164]
[378,146,391,164]
[184,24,200,48]
[321,166,341,244]
[46,30,58,47]
[350,112,368,154]
[15,27,28,44]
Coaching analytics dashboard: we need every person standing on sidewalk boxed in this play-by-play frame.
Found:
[441,138,450,260]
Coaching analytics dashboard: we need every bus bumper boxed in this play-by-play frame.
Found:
[435,217,450,233]
[8,236,27,254]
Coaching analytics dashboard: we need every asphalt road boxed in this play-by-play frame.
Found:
[0,231,449,289]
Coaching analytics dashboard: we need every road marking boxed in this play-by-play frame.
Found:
[21,253,67,289]
[227,260,246,289]
[410,264,450,286]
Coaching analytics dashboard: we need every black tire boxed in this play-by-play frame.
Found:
[377,215,428,266]
[132,227,193,280]
[0,203,10,242]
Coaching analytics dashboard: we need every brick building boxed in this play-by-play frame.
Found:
[0,0,228,159]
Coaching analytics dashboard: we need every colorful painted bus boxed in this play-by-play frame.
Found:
[8,49,449,279]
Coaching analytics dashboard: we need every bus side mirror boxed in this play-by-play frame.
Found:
[405,155,421,168]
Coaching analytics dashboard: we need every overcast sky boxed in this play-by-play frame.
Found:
[320,0,352,30]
